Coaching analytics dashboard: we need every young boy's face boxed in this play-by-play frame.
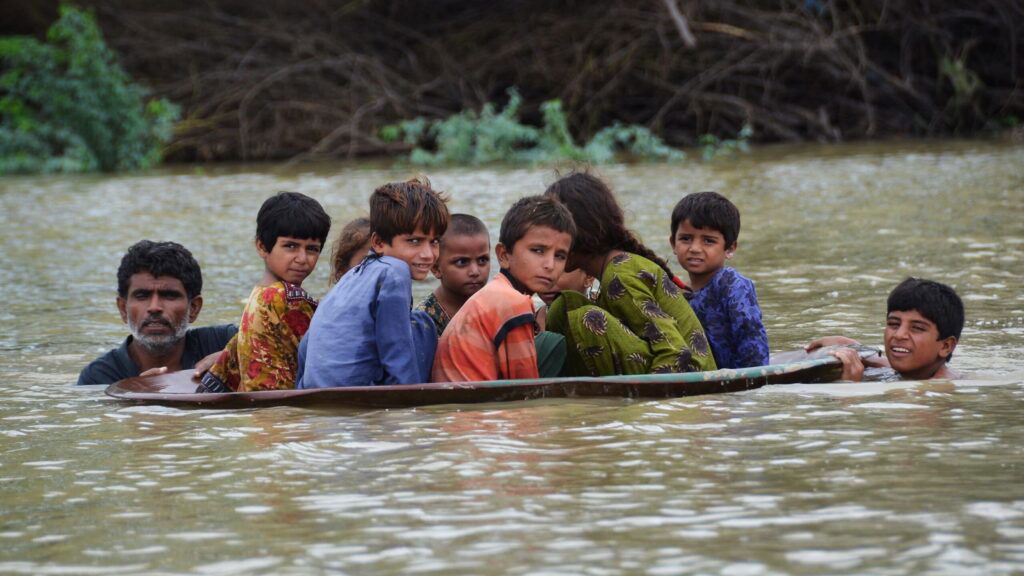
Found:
[435,233,491,299]
[672,219,733,282]
[884,309,957,378]
[372,227,440,281]
[259,236,322,285]
[496,225,572,294]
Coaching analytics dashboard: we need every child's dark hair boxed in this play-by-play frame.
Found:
[544,171,672,277]
[370,176,449,244]
[444,214,489,247]
[670,191,741,248]
[256,191,331,251]
[329,217,371,284]
[117,240,202,300]
[887,278,965,358]
[499,195,576,251]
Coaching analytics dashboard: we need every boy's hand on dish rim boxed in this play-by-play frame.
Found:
[140,366,168,377]
[828,347,865,381]
[806,335,860,352]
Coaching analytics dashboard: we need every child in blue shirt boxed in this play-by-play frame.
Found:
[670,191,769,368]
[297,177,450,388]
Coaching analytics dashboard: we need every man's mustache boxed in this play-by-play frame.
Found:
[140,316,172,328]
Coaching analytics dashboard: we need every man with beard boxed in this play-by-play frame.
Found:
[77,241,237,385]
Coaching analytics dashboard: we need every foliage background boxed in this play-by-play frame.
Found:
[3,0,1022,164]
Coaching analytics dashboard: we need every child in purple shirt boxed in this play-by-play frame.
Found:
[670,192,769,368]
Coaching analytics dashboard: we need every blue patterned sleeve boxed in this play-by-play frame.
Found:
[726,273,770,367]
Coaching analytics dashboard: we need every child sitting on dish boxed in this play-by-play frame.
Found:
[535,269,595,331]
[433,196,574,381]
[542,172,717,376]
[806,277,964,381]
[670,191,769,368]
[298,177,449,388]
[417,214,492,336]
[328,216,371,285]
[200,192,331,392]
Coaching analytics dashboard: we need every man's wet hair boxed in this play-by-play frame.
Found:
[117,240,203,300]
[370,176,449,244]
[670,191,741,248]
[888,277,965,360]
[256,191,331,251]
[499,195,576,252]
[443,214,489,246]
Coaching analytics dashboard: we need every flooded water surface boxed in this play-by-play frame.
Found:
[1,140,1023,574]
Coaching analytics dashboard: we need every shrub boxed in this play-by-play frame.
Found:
[382,88,684,166]
[0,5,179,174]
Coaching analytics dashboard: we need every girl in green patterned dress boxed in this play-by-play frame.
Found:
[544,172,717,376]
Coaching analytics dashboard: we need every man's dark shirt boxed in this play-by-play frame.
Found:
[77,324,237,385]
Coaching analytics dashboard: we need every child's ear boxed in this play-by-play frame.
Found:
[725,241,738,259]
[495,242,511,269]
[369,232,387,253]
[255,238,270,258]
[938,336,957,360]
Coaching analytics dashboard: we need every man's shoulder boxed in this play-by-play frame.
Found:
[77,338,133,385]
[185,324,238,352]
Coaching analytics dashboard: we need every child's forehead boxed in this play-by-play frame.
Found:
[441,231,490,250]
[518,224,572,245]
[677,219,724,236]
[407,226,440,238]
[888,309,936,326]
[275,235,322,244]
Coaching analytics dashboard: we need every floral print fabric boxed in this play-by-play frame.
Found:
[687,267,769,368]
[546,252,717,376]
[206,282,316,392]
[416,292,451,337]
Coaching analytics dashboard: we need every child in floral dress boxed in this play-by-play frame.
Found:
[200,192,331,392]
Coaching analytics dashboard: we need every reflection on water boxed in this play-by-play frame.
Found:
[1,141,1022,574]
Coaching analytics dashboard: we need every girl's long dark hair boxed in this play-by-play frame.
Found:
[544,171,674,278]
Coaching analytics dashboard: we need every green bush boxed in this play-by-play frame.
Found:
[382,88,684,165]
[0,5,179,174]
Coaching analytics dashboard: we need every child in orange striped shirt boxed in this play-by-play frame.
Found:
[432,196,575,382]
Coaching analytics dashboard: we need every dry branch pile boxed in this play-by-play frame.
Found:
[80,0,1023,162]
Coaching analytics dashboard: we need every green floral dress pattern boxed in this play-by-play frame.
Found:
[416,292,451,337]
[546,253,716,376]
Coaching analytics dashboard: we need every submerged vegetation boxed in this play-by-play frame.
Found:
[0,5,178,174]
[381,89,684,165]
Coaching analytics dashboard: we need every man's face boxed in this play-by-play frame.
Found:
[117,272,201,353]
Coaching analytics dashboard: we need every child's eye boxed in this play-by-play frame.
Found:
[431,239,440,247]
[477,256,490,265]
[453,258,469,266]
[678,235,692,243]
[307,245,321,253]
[408,238,420,245]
